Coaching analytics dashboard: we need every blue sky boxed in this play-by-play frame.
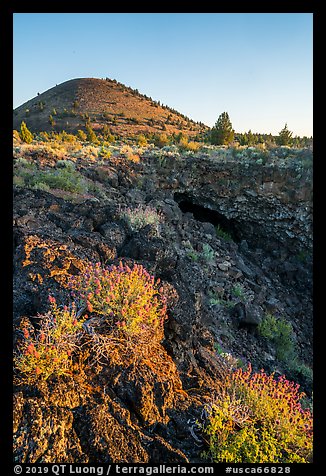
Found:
[13,13,313,137]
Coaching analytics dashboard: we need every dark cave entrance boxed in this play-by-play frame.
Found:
[174,192,242,243]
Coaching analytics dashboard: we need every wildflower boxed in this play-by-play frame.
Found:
[72,318,77,326]
[48,295,56,304]
[26,343,35,354]
[23,328,30,339]
[70,261,167,337]
[35,367,41,375]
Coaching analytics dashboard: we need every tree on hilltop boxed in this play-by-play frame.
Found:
[210,112,234,145]
[277,123,293,146]
[19,121,33,144]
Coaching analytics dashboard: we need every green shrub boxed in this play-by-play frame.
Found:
[186,140,201,152]
[77,130,87,141]
[13,175,25,187]
[188,250,199,261]
[215,225,232,242]
[48,115,55,127]
[202,243,215,262]
[232,284,245,300]
[39,131,50,142]
[178,137,201,152]
[86,125,99,144]
[56,159,76,171]
[14,161,88,195]
[56,131,77,143]
[32,182,51,192]
[34,168,88,194]
[13,158,37,187]
[258,314,295,361]
[290,361,313,387]
[105,133,115,143]
[98,146,112,160]
[209,295,234,309]
[119,144,133,157]
[137,134,148,147]
[154,133,170,148]
[101,124,115,143]
[120,205,163,232]
[19,121,33,144]
[15,157,36,169]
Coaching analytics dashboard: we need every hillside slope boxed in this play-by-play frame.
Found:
[13,78,208,138]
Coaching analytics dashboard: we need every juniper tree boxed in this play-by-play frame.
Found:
[77,130,87,141]
[48,115,55,127]
[86,125,98,144]
[277,123,293,146]
[101,124,111,141]
[19,121,33,144]
[210,112,234,145]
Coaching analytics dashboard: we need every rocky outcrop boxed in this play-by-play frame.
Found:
[147,152,313,255]
[13,147,313,463]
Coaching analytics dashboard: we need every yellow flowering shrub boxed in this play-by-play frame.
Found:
[69,261,167,338]
[203,364,313,463]
[14,297,85,383]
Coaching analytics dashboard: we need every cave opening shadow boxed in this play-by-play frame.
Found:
[174,193,241,243]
